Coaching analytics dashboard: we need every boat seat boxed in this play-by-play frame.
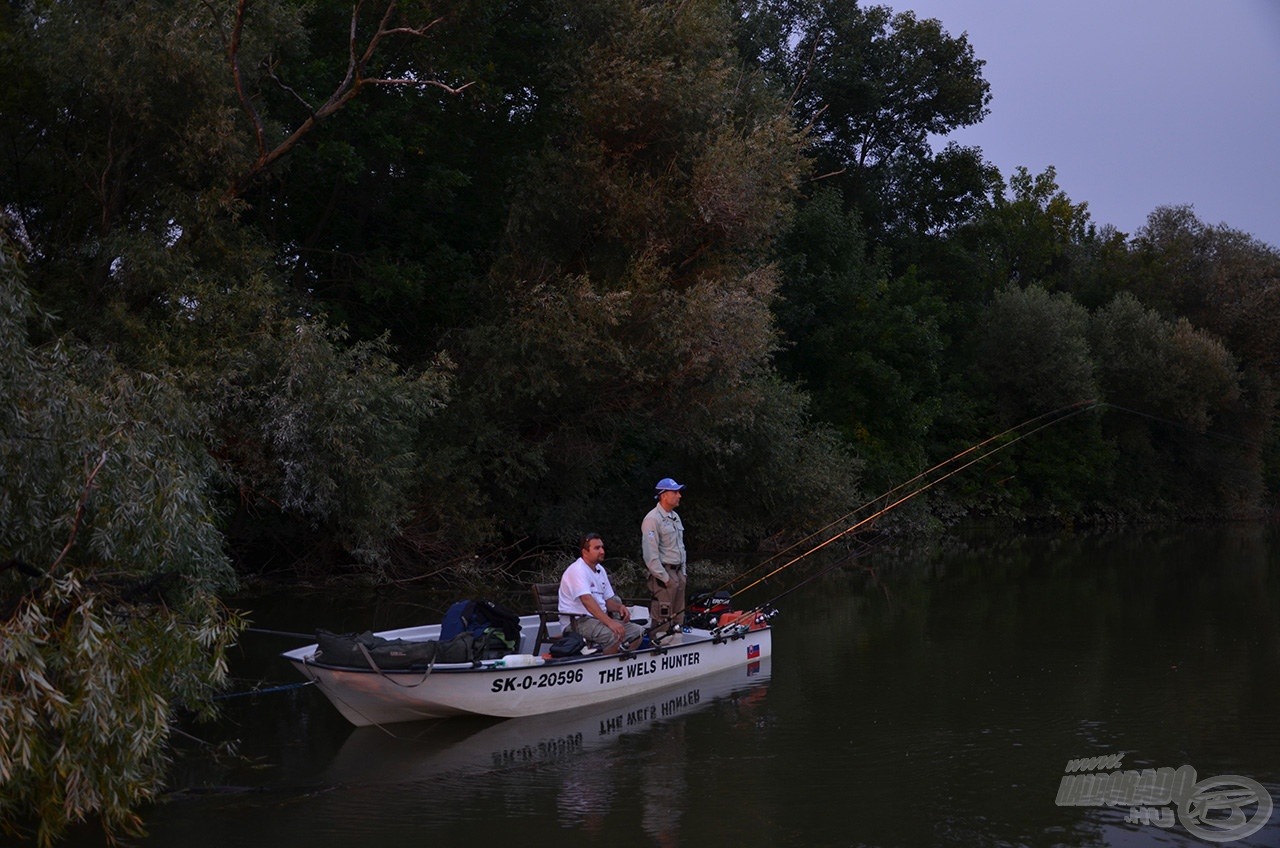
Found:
[531,582,561,655]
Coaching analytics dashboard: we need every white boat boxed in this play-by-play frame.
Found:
[283,608,772,726]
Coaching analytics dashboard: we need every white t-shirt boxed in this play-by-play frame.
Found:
[558,557,616,616]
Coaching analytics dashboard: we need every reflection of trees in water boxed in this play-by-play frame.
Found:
[641,721,687,847]
[537,667,773,844]
[555,745,618,836]
[757,527,1280,845]
[546,676,774,846]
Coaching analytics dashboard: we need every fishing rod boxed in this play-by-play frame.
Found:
[685,401,1103,637]
[725,400,1099,598]
[714,395,1273,636]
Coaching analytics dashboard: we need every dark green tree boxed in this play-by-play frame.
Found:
[969,166,1097,289]
[442,0,863,551]
[1,247,242,847]
[1,0,468,572]
[974,285,1096,424]
[231,0,552,356]
[947,165,1131,310]
[1089,293,1256,517]
[774,187,945,490]
[786,1,993,239]
[1126,207,1280,498]
[1129,207,1280,381]
[964,284,1107,518]
[0,0,272,352]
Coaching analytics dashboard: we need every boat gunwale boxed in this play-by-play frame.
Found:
[285,624,770,675]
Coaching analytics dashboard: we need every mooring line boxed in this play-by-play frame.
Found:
[243,627,316,640]
[212,680,315,701]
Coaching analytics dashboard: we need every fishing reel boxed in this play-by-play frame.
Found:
[710,604,776,639]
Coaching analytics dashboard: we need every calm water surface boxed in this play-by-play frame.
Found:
[92,526,1280,847]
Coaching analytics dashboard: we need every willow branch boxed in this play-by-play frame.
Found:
[49,450,109,576]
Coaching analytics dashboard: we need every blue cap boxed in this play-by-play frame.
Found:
[654,477,685,492]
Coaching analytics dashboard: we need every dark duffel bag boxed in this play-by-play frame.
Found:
[548,631,586,658]
[315,629,438,670]
[433,632,476,664]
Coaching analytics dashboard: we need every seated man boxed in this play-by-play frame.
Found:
[558,533,644,655]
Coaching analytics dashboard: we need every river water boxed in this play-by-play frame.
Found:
[83,525,1280,847]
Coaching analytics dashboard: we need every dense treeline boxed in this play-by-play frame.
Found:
[2,0,1278,841]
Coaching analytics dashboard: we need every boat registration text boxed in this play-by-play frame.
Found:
[488,650,703,694]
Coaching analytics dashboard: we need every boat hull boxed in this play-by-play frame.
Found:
[283,617,772,726]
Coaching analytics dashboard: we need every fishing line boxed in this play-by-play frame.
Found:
[716,402,1264,635]
[762,400,1101,570]
[723,400,1101,601]
[1097,401,1265,449]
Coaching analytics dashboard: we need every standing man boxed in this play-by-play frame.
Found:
[641,477,686,639]
[559,533,643,655]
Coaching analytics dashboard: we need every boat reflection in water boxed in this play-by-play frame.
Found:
[323,656,772,788]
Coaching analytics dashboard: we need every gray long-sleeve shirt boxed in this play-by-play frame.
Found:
[641,504,685,582]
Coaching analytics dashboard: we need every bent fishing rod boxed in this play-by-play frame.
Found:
[687,400,1103,636]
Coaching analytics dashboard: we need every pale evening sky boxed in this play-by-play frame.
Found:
[894,0,1280,248]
